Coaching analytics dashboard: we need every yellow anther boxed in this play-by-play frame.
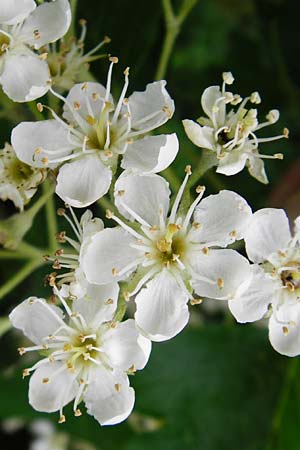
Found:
[196,185,205,194]
[109,56,119,64]
[283,128,289,138]
[63,343,72,352]
[190,298,203,305]
[41,157,49,165]
[193,222,201,229]
[282,326,289,335]
[274,153,284,160]
[115,383,121,392]
[18,347,25,356]
[79,18,87,26]
[217,278,224,289]
[185,165,192,175]
[128,364,136,374]
[39,52,48,60]
[81,82,88,91]
[202,247,209,255]
[112,267,119,276]
[33,29,41,39]
[86,114,96,125]
[22,369,30,379]
[105,209,114,219]
[58,415,66,424]
[37,103,43,112]
[74,409,82,417]
[42,377,50,384]
[229,230,237,237]
[73,101,81,110]
[92,92,100,101]
[124,67,130,76]
[105,298,114,305]
[117,190,125,197]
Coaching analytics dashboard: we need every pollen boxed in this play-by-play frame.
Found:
[282,326,289,335]
[115,383,121,392]
[42,377,50,384]
[202,247,209,255]
[217,278,224,289]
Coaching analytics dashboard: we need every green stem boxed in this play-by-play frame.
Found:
[114,284,128,322]
[0,258,43,301]
[155,0,198,80]
[266,358,299,450]
[28,183,55,219]
[66,0,79,40]
[186,150,217,191]
[97,196,115,214]
[43,183,57,252]
[0,242,45,260]
[162,166,181,191]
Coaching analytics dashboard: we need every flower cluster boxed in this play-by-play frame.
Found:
[1,0,296,430]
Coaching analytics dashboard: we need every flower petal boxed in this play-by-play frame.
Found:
[0,53,50,102]
[245,208,291,264]
[72,282,119,325]
[121,134,179,174]
[82,227,141,285]
[19,0,71,49]
[0,183,25,211]
[129,80,174,132]
[135,270,189,342]
[190,190,252,246]
[189,249,251,300]
[102,319,151,371]
[9,297,64,345]
[84,368,134,425]
[29,362,77,413]
[247,155,268,184]
[55,154,112,207]
[11,119,73,168]
[269,302,300,357]
[114,172,170,226]
[63,82,111,124]
[201,86,225,126]
[182,120,214,150]
[216,150,248,176]
[228,264,275,323]
[0,0,35,25]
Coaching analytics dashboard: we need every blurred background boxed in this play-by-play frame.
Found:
[0,0,299,448]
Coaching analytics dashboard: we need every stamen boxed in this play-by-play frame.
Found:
[182,185,205,230]
[112,67,130,123]
[169,166,192,223]
[118,199,150,227]
[106,210,147,241]
[127,267,158,298]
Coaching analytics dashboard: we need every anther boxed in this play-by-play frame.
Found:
[22,369,30,379]
[106,209,114,219]
[190,298,203,305]
[33,29,41,40]
[42,377,50,384]
[79,18,87,26]
[115,383,121,392]
[124,291,130,302]
[73,101,81,110]
[196,185,205,194]
[56,231,66,243]
[104,35,111,43]
[282,326,289,335]
[55,249,64,256]
[18,347,26,356]
[39,52,48,60]
[112,268,119,276]
[41,157,49,165]
[92,92,99,101]
[109,56,119,64]
[217,278,224,289]
[105,298,114,305]
[117,190,125,197]
[229,230,237,238]
[202,247,209,255]
[274,153,284,160]
[124,67,130,76]
[222,72,234,85]
[58,415,66,424]
[128,364,136,374]
[162,105,172,118]
[81,82,88,91]
[185,165,192,175]
[52,259,61,270]
[37,103,44,112]
[250,92,261,104]
[192,222,201,229]
[283,128,289,138]
[34,147,42,155]
[74,409,82,417]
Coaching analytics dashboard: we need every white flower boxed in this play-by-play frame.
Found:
[183,72,288,183]
[9,286,151,425]
[228,208,300,357]
[45,207,104,299]
[81,168,252,342]
[11,59,177,207]
[0,0,71,102]
[0,143,46,210]
[30,420,69,450]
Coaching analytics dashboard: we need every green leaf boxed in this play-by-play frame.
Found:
[0,325,287,450]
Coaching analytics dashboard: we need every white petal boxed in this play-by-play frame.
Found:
[29,362,77,413]
[19,0,71,49]
[216,150,248,176]
[102,319,151,371]
[56,154,112,207]
[11,120,73,168]
[247,155,268,184]
[0,0,35,25]
[135,270,189,342]
[245,209,291,264]
[182,120,214,150]
[269,302,300,357]
[80,210,104,240]
[82,227,141,285]
[189,249,251,300]
[121,134,179,174]
[190,190,252,246]
[84,368,134,425]
[0,53,50,102]
[72,282,119,325]
[129,80,174,132]
[114,172,170,226]
[228,264,275,323]
[201,86,225,126]
[9,297,63,345]
[63,82,111,124]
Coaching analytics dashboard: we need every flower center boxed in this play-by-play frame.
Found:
[0,32,10,56]
[280,261,300,293]
[155,224,187,267]
[66,332,100,370]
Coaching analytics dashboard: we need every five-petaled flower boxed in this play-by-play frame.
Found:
[183,72,288,183]
[229,209,300,357]
[81,168,252,341]
[10,285,151,425]
[0,0,71,101]
[11,58,178,207]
